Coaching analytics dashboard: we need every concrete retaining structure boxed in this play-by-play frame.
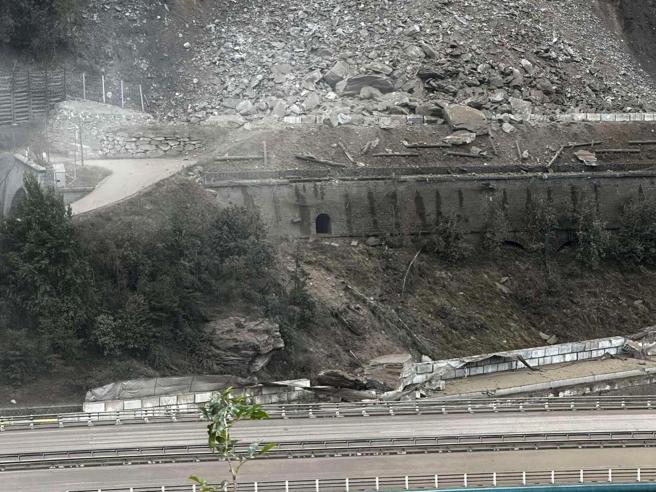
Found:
[408,336,626,387]
[82,380,311,413]
[205,169,656,240]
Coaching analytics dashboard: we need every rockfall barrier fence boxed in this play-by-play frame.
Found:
[0,70,66,126]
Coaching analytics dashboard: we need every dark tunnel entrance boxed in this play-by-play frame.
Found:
[316,213,332,234]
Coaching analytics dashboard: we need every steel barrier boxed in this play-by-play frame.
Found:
[66,467,656,491]
[2,396,656,432]
[3,431,656,471]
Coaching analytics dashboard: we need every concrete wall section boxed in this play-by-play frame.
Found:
[410,336,626,386]
[82,380,311,413]
[206,171,656,240]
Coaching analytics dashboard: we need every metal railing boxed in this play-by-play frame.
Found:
[2,396,656,432]
[3,430,656,471]
[66,467,656,491]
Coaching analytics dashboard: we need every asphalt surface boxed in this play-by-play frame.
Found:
[3,411,656,491]
[70,158,191,215]
[4,448,656,492]
[1,411,655,455]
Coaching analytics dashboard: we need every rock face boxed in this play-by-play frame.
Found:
[443,104,489,135]
[206,316,284,374]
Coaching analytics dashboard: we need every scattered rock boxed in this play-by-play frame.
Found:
[365,236,382,247]
[304,92,322,110]
[201,114,246,128]
[324,60,352,87]
[443,104,488,135]
[338,75,395,96]
[501,122,516,134]
[574,149,598,166]
[359,86,383,100]
[443,130,477,145]
[316,370,368,390]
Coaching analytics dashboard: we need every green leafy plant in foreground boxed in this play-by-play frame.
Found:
[190,388,275,492]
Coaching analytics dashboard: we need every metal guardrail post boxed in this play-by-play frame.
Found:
[315,479,319,492]
[522,471,526,485]
[404,476,409,490]
[551,470,555,484]
[609,469,613,482]
[375,477,379,491]
[345,478,349,492]
[253,482,258,492]
[580,469,584,483]
[492,472,497,486]
[637,469,641,482]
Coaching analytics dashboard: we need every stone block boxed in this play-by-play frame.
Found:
[645,114,656,121]
[415,362,433,374]
[598,339,612,349]
[564,353,577,362]
[552,354,565,364]
[545,346,559,357]
[160,396,177,406]
[407,115,424,125]
[83,402,106,413]
[177,393,195,405]
[601,113,616,122]
[142,396,160,408]
[616,113,630,122]
[587,113,601,122]
[124,399,143,410]
[105,400,125,412]
[195,392,212,403]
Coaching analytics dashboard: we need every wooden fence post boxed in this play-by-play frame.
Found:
[102,75,106,104]
[120,80,124,108]
[139,84,144,111]
[82,72,86,100]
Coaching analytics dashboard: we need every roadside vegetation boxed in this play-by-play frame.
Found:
[0,0,83,58]
[0,176,307,385]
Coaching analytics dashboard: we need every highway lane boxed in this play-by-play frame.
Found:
[1,411,655,454]
[5,448,656,492]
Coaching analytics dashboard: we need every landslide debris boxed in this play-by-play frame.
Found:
[73,0,656,125]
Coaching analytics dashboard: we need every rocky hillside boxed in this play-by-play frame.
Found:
[38,0,656,125]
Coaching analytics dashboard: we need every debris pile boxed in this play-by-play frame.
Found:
[81,0,656,126]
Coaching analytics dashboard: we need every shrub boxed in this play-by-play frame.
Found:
[525,195,558,254]
[428,215,471,263]
[481,197,510,255]
[611,197,656,266]
[574,201,610,269]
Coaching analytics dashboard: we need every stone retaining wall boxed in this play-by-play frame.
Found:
[100,130,204,158]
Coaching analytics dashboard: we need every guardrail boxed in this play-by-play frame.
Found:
[2,396,656,432]
[3,431,656,471]
[66,467,656,491]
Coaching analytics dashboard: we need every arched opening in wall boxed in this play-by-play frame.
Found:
[8,187,26,216]
[316,213,332,234]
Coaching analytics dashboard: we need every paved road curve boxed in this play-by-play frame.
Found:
[70,158,192,215]
[2,411,654,454]
[4,448,656,492]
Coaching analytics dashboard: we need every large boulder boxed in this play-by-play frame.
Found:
[316,370,368,390]
[323,61,352,87]
[206,316,284,374]
[337,75,395,97]
[443,104,489,135]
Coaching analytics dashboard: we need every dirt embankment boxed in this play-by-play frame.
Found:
[599,0,656,82]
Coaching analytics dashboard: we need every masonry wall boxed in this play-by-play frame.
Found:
[205,170,656,240]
